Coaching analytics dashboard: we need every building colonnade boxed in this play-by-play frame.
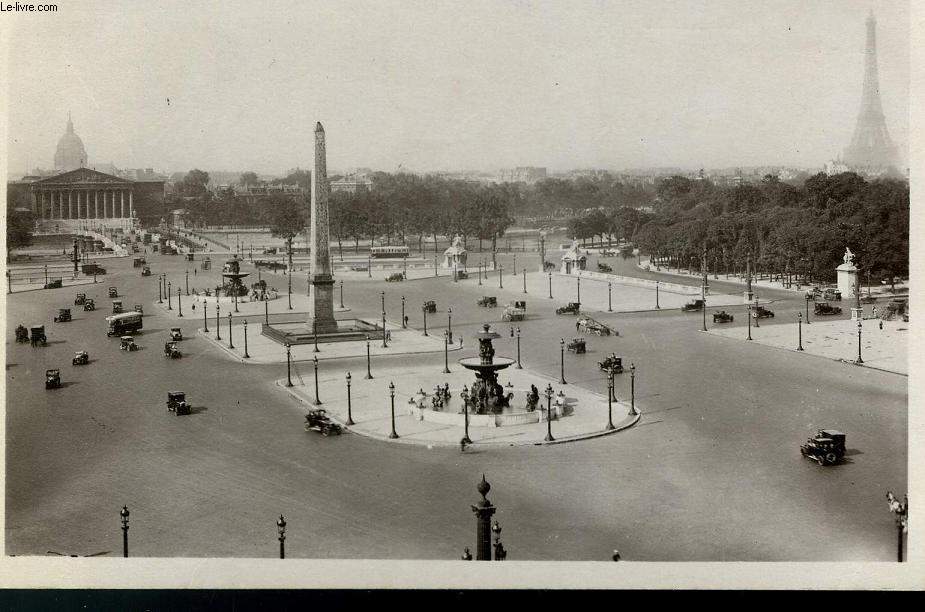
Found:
[31,188,134,221]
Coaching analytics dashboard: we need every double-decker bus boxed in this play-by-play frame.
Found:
[370,245,410,258]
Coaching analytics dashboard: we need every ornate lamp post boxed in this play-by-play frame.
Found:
[203,302,209,333]
[365,335,373,379]
[491,520,507,561]
[886,491,908,562]
[401,296,406,328]
[422,303,428,336]
[805,294,811,325]
[548,271,553,299]
[339,280,344,309]
[544,383,555,442]
[167,281,173,310]
[576,276,581,306]
[447,307,453,344]
[277,515,286,559]
[312,355,321,405]
[655,280,660,309]
[177,288,183,317]
[285,343,292,387]
[746,304,752,341]
[381,311,388,348]
[796,313,804,351]
[185,269,190,295]
[608,282,612,312]
[629,363,637,415]
[559,338,567,384]
[855,320,864,365]
[388,381,399,439]
[345,372,354,425]
[460,385,472,445]
[478,262,482,286]
[243,319,250,358]
[227,312,234,348]
[753,297,760,328]
[512,254,517,275]
[515,327,522,369]
[606,366,615,430]
[120,505,130,558]
[499,265,503,288]
[443,330,451,373]
[215,302,221,340]
[522,268,527,294]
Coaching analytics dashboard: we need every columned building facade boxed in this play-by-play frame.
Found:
[30,168,137,230]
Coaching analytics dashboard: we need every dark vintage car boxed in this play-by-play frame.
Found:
[45,369,62,390]
[752,305,774,319]
[74,293,87,305]
[44,279,63,289]
[54,308,72,323]
[186,253,195,262]
[814,302,842,316]
[81,263,106,275]
[597,262,613,273]
[164,341,182,359]
[108,287,118,298]
[681,299,705,312]
[566,337,586,354]
[167,391,191,415]
[133,257,144,268]
[72,350,89,366]
[556,302,581,315]
[385,272,404,282]
[134,304,144,315]
[422,300,437,314]
[30,325,47,347]
[800,429,846,466]
[477,296,498,308]
[120,336,139,351]
[823,288,842,301]
[455,270,469,280]
[170,327,183,341]
[141,266,152,277]
[83,299,96,311]
[112,300,124,314]
[304,409,343,436]
[15,324,29,343]
[598,354,623,373]
[712,310,734,323]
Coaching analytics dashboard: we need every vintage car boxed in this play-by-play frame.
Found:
[859,294,878,304]
[598,249,616,257]
[72,351,90,366]
[752,305,774,319]
[597,262,613,273]
[422,300,437,314]
[455,270,469,280]
[112,300,124,314]
[53,308,72,323]
[164,341,182,359]
[132,257,144,268]
[186,253,195,262]
[167,391,191,415]
[823,288,842,301]
[108,287,118,298]
[566,337,586,354]
[800,429,846,466]
[502,303,526,322]
[170,327,183,341]
[134,304,144,315]
[578,316,613,336]
[45,369,62,390]
[814,302,842,316]
[884,298,907,320]
[141,266,152,277]
[81,263,106,275]
[30,325,47,347]
[556,302,581,315]
[15,325,29,343]
[712,310,734,323]
[83,299,96,311]
[805,287,823,301]
[385,272,405,282]
[513,300,526,311]
[349,265,369,273]
[477,296,498,308]
[74,293,87,305]
[304,408,343,436]
[681,299,705,312]
[44,279,63,289]
[201,258,212,270]
[597,354,624,374]
[120,336,139,351]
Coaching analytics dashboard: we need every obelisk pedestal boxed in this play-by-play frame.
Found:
[306,122,339,334]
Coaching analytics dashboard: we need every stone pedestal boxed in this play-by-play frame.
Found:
[743,290,753,304]
[307,276,338,333]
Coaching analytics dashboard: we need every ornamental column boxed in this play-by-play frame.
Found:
[129,190,134,219]
[94,191,99,219]
[121,191,125,218]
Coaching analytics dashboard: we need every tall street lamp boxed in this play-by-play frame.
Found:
[746,304,752,341]
[608,282,612,312]
[855,320,864,365]
[655,280,660,309]
[243,319,250,358]
[576,276,581,306]
[339,280,344,309]
[460,385,472,445]
[629,363,637,415]
[443,330,451,373]
[499,265,503,289]
[515,327,522,369]
[886,491,908,562]
[381,311,388,348]
[606,367,615,430]
[215,302,222,340]
[559,338,567,384]
[277,515,286,559]
[478,262,482,286]
[203,302,209,333]
[177,289,183,317]
[388,381,399,439]
[522,269,527,294]
[796,313,804,351]
[264,300,269,325]
[548,272,553,299]
[185,269,189,296]
[157,274,163,303]
[544,384,555,442]
[120,505,130,558]
[401,296,406,328]
[227,312,234,348]
[365,335,373,379]
[167,281,173,310]
[312,355,321,405]
[805,294,811,325]
[422,303,429,336]
[447,307,453,344]
[285,343,292,387]
[345,372,354,425]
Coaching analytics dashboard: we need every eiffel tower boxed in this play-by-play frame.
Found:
[843,11,898,170]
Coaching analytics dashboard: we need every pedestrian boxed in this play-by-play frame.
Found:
[879,320,883,330]
[576,320,580,332]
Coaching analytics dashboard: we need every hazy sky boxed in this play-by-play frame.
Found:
[2,0,911,176]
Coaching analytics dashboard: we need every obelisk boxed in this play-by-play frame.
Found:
[307,122,338,333]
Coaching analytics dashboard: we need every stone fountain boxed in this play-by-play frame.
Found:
[458,324,516,413]
[221,255,250,297]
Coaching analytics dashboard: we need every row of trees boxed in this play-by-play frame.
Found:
[628,173,908,284]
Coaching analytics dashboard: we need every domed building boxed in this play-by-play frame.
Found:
[53,113,88,173]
